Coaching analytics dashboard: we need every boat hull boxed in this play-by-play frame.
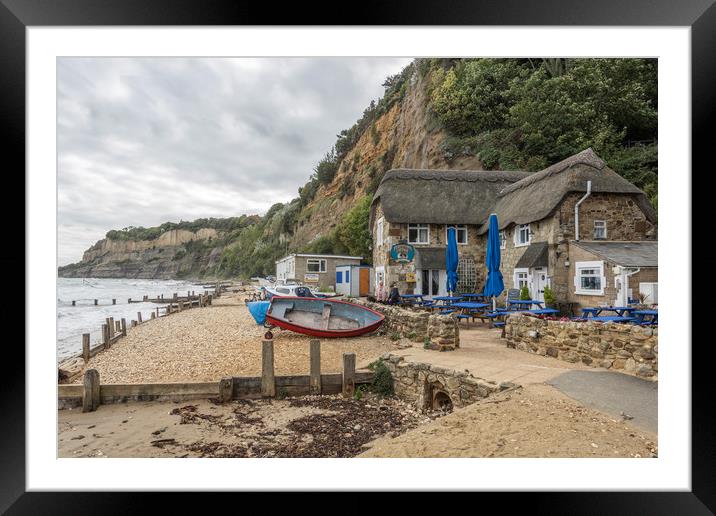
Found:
[265,297,384,338]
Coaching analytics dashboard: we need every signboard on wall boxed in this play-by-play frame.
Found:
[405,272,416,283]
[390,242,415,263]
[304,274,319,283]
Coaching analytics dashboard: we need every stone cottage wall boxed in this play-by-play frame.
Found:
[355,300,459,350]
[504,314,657,380]
[380,353,509,411]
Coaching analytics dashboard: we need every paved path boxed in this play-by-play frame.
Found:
[547,370,658,433]
[371,325,590,386]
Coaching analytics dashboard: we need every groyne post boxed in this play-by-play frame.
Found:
[82,369,100,412]
[219,377,234,403]
[94,299,98,306]
[342,353,356,398]
[121,318,127,336]
[115,320,121,332]
[102,324,109,346]
[261,340,275,397]
[72,300,76,306]
[310,339,321,394]
[82,333,90,362]
[112,299,116,305]
[137,312,143,323]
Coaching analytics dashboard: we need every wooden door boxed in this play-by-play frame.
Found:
[359,268,370,296]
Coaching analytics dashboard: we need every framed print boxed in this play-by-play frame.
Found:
[4,0,713,511]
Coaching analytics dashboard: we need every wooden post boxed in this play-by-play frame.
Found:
[112,298,116,305]
[143,295,148,301]
[115,320,121,332]
[178,300,183,311]
[342,353,356,398]
[102,324,109,346]
[150,312,155,319]
[187,290,191,298]
[173,293,178,302]
[82,333,90,362]
[131,320,137,327]
[310,339,321,394]
[156,307,160,318]
[192,290,195,297]
[128,298,132,304]
[137,311,143,323]
[82,369,100,413]
[219,377,233,403]
[207,294,212,305]
[94,299,98,306]
[72,300,76,306]
[161,294,164,300]
[108,317,114,336]
[121,318,127,336]
[261,340,275,397]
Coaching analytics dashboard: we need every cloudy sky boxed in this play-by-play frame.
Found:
[57,57,413,265]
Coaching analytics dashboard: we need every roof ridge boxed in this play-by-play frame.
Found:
[498,148,605,196]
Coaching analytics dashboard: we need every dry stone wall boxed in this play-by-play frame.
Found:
[380,353,510,411]
[505,314,657,380]
[355,300,459,350]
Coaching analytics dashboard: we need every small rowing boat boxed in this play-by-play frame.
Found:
[264,296,384,338]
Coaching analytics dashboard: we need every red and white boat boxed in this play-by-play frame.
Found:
[264,296,384,338]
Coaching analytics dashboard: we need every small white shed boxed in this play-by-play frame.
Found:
[335,265,373,298]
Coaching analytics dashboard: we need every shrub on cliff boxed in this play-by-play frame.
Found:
[369,359,394,397]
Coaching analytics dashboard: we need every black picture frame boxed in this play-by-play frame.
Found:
[3,0,712,511]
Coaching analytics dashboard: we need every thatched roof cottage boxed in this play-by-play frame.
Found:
[369,148,657,310]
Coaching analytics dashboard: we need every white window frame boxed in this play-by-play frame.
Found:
[376,217,385,244]
[445,225,468,245]
[514,267,530,290]
[514,224,531,247]
[408,223,430,245]
[574,260,606,295]
[306,258,327,273]
[499,230,507,250]
[593,220,607,240]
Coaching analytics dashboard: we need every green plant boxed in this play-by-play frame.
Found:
[423,336,432,349]
[354,385,363,401]
[519,285,531,300]
[370,360,395,396]
[390,332,401,341]
[407,331,417,340]
[277,387,288,400]
[543,286,555,306]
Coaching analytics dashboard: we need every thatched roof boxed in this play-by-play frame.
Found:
[477,148,657,234]
[370,168,531,230]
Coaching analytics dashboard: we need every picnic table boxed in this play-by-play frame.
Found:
[460,293,488,301]
[574,315,635,323]
[432,296,465,306]
[580,306,636,317]
[632,309,658,325]
[399,294,423,306]
[529,308,560,316]
[506,299,544,311]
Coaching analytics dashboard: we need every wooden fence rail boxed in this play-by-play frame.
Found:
[60,342,370,412]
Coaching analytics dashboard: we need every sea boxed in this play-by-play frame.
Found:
[57,277,210,362]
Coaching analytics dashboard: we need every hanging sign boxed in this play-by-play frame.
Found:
[390,242,415,263]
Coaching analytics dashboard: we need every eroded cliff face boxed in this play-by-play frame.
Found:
[289,70,482,249]
[60,228,222,279]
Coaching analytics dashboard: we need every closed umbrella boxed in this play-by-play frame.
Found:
[446,226,459,296]
[483,213,504,311]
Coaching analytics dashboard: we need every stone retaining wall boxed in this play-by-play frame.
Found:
[505,314,658,380]
[380,353,512,411]
[355,300,459,350]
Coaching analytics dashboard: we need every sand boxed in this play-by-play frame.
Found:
[58,393,437,458]
[71,293,398,384]
[359,384,658,458]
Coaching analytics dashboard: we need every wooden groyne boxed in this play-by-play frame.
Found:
[58,290,215,382]
[69,281,235,306]
[59,342,372,411]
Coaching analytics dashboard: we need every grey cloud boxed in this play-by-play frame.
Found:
[58,57,413,265]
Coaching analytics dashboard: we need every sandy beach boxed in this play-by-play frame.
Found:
[360,384,657,458]
[70,292,398,384]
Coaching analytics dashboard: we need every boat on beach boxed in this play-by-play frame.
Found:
[257,296,384,338]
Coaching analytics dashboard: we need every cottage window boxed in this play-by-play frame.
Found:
[408,224,429,244]
[514,224,531,247]
[514,268,529,289]
[306,259,327,273]
[594,220,607,239]
[574,261,605,295]
[376,217,384,243]
[446,225,468,245]
[500,230,507,249]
